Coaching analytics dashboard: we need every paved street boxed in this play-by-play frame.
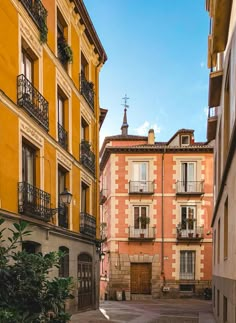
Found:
[71,299,216,322]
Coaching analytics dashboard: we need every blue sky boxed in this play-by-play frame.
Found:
[83,0,209,143]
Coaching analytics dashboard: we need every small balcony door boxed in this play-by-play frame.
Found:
[58,167,68,228]
[132,162,148,192]
[21,49,33,82]
[22,142,35,186]
[181,206,196,234]
[134,206,148,238]
[181,162,196,192]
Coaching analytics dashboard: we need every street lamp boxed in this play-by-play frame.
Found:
[50,189,72,215]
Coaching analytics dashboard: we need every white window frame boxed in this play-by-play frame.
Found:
[180,250,195,280]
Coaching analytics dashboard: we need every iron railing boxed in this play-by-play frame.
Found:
[58,203,68,229]
[129,181,154,194]
[17,74,49,131]
[80,141,95,175]
[58,123,68,150]
[176,181,204,194]
[19,0,48,38]
[80,71,94,110]
[128,226,156,240]
[80,212,96,238]
[177,226,204,240]
[18,182,51,221]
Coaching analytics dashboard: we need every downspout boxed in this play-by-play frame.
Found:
[161,147,166,283]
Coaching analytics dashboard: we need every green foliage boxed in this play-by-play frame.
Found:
[0,219,73,322]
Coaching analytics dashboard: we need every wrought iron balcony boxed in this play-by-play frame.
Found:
[176,226,204,241]
[80,212,96,238]
[80,140,95,175]
[17,74,49,131]
[19,0,48,42]
[18,182,51,222]
[129,181,154,194]
[57,36,73,65]
[176,181,204,195]
[80,71,94,110]
[128,226,156,241]
[58,123,68,150]
[58,203,68,229]
[100,189,107,205]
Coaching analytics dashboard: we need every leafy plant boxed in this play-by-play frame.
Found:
[138,216,150,226]
[0,218,73,322]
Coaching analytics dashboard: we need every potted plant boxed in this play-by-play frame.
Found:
[176,223,182,237]
[138,216,150,227]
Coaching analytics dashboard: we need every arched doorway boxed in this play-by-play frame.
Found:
[77,253,93,309]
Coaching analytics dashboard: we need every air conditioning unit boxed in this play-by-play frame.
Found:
[162,286,170,292]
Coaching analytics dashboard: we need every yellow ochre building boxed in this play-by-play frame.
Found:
[0,0,107,312]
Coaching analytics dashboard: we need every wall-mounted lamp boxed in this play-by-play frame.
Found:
[50,189,73,215]
[100,251,105,261]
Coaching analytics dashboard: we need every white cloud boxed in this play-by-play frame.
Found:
[134,121,161,136]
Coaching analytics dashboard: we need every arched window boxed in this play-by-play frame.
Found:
[22,241,41,254]
[59,246,69,277]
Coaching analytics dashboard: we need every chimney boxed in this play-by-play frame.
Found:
[148,129,155,145]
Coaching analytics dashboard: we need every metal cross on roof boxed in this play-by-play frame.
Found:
[122,94,129,110]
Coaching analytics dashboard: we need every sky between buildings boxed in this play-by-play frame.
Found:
[83,0,209,144]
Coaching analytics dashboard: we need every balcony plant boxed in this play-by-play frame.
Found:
[138,216,150,226]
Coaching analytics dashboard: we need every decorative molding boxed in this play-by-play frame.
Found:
[80,103,92,124]
[19,17,42,57]
[56,70,72,98]
[56,151,72,170]
[20,120,43,147]
[81,172,92,186]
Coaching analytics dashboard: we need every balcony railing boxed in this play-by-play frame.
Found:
[176,181,204,195]
[18,182,51,222]
[100,189,107,205]
[80,71,94,110]
[58,123,68,150]
[128,226,156,240]
[80,212,96,238]
[58,203,68,229]
[80,141,95,175]
[129,181,154,194]
[177,226,204,241]
[19,0,48,42]
[17,74,49,131]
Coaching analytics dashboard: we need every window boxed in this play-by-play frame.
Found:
[217,219,221,264]
[213,286,215,308]
[21,48,33,83]
[132,162,148,192]
[181,162,196,192]
[22,141,36,186]
[57,9,71,67]
[81,117,89,142]
[223,296,227,322]
[180,206,196,231]
[58,166,68,228]
[223,59,230,164]
[81,182,89,213]
[224,197,228,260]
[217,289,220,317]
[181,135,190,146]
[134,206,149,229]
[81,52,89,80]
[22,241,41,254]
[180,251,195,280]
[57,90,68,150]
[59,246,69,277]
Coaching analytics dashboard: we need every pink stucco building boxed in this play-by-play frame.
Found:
[99,109,213,300]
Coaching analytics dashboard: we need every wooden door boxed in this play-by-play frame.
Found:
[131,263,151,294]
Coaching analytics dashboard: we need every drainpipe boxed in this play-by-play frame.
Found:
[161,148,166,280]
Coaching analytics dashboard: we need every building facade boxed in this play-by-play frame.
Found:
[0,0,107,312]
[206,0,236,322]
[100,109,213,301]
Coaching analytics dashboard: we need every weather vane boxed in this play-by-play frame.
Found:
[122,94,129,110]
